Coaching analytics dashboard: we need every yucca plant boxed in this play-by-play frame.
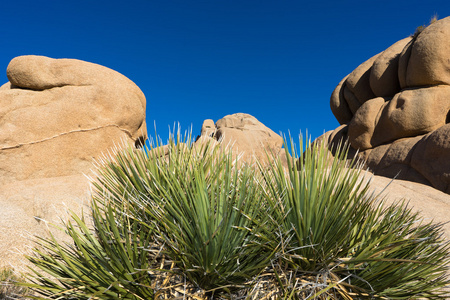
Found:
[23,197,156,299]
[259,136,450,299]
[93,133,275,297]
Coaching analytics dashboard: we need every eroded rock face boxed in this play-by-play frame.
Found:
[195,113,284,163]
[0,55,147,182]
[325,17,450,194]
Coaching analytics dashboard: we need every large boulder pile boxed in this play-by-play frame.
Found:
[324,16,450,194]
[0,55,147,269]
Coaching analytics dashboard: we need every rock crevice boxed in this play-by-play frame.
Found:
[0,124,134,150]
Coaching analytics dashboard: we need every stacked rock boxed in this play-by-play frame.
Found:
[325,17,450,193]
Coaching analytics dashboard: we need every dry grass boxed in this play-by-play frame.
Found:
[412,14,439,38]
[0,267,28,300]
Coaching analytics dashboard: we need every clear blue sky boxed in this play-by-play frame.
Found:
[0,1,449,143]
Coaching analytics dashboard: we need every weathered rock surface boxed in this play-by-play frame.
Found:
[195,113,284,163]
[367,175,450,241]
[0,55,147,270]
[0,55,147,182]
[0,175,91,270]
[326,17,450,194]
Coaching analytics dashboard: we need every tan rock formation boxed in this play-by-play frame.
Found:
[405,18,450,87]
[200,119,216,137]
[326,16,450,194]
[195,113,284,163]
[0,55,147,182]
[369,38,411,97]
